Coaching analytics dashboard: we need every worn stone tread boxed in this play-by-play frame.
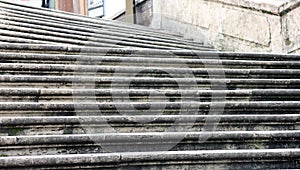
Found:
[0,114,299,124]
[0,149,299,168]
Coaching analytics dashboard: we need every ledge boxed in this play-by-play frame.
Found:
[207,0,300,16]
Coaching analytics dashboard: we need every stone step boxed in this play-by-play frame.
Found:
[0,29,126,48]
[0,101,299,112]
[0,88,300,102]
[0,44,299,61]
[0,131,299,155]
[1,110,299,117]
[0,149,299,169]
[0,1,211,50]
[2,55,300,71]
[0,75,298,90]
[0,101,299,117]
[1,53,300,72]
[0,75,298,85]
[0,20,212,50]
[0,5,176,37]
[0,63,299,78]
[0,1,185,38]
[0,35,59,44]
[0,26,212,50]
[0,115,299,135]
[0,0,299,169]
[0,15,210,49]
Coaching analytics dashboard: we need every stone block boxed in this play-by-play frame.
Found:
[154,0,300,52]
[284,6,300,53]
[221,8,271,46]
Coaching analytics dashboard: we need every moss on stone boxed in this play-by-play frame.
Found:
[0,153,8,157]
[10,127,22,136]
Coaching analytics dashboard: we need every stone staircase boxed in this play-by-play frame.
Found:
[0,0,300,169]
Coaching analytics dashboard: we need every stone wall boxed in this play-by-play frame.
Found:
[141,0,300,53]
[281,3,300,53]
[135,0,153,26]
[113,0,153,26]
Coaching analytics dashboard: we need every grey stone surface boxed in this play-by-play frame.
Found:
[146,0,300,53]
[0,149,299,169]
[0,0,299,169]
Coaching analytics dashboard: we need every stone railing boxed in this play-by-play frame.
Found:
[151,0,300,53]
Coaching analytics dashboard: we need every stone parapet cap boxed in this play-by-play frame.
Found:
[211,0,300,16]
[278,0,300,15]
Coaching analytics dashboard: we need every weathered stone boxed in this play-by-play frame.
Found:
[282,6,300,53]
[0,0,299,169]
[149,0,300,53]
[221,9,270,46]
